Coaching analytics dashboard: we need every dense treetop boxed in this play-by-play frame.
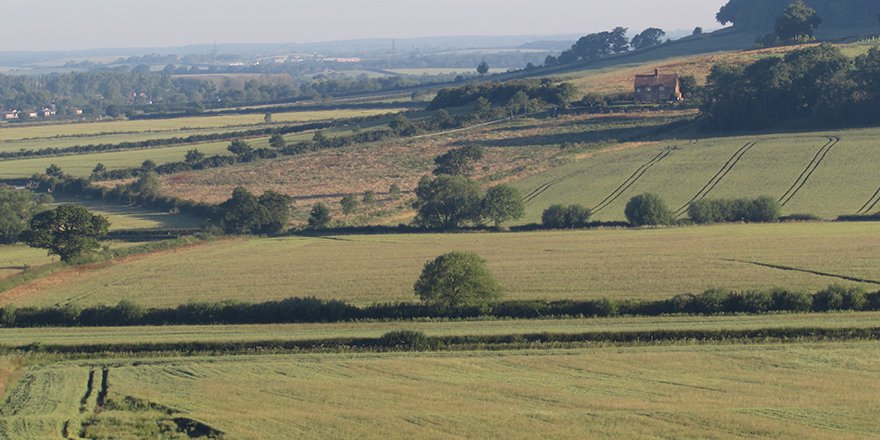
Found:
[716,0,878,30]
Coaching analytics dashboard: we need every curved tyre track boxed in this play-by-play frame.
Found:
[778,137,839,207]
[855,185,880,215]
[591,148,674,215]
[674,142,757,217]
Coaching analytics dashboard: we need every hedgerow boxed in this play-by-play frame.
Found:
[1,284,876,328]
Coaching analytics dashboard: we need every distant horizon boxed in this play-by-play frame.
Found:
[0,29,718,58]
[3,0,729,52]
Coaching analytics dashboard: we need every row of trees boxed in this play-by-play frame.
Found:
[427,79,580,111]
[0,67,450,116]
[700,43,880,130]
[544,27,666,66]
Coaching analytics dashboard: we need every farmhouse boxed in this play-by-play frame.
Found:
[634,68,680,103]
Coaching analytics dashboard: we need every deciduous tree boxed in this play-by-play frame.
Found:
[624,193,675,226]
[414,251,503,310]
[308,202,332,228]
[433,144,484,177]
[21,205,110,262]
[413,175,483,229]
[477,60,490,76]
[631,28,666,49]
[0,187,51,244]
[340,194,360,215]
[481,184,525,228]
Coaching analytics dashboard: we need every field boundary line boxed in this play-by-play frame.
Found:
[778,136,840,207]
[720,258,880,285]
[674,142,756,217]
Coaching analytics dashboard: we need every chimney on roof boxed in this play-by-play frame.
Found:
[654,68,659,77]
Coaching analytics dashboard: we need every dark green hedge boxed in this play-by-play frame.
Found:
[2,285,877,329]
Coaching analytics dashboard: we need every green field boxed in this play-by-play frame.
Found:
[50,197,203,230]
[1,311,878,346]
[5,222,878,308]
[0,109,400,143]
[513,127,880,222]
[4,342,879,439]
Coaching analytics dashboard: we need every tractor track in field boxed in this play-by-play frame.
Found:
[721,259,880,285]
[674,142,757,217]
[855,178,880,215]
[590,148,675,215]
[778,136,840,207]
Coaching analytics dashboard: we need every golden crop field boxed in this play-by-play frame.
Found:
[4,222,878,309]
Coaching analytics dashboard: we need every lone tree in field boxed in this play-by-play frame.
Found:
[20,205,110,262]
[414,251,503,310]
[624,193,675,226]
[477,60,490,76]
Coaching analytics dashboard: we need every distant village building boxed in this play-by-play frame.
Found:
[634,68,680,103]
[3,111,18,119]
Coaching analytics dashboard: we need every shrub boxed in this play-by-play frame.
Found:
[541,204,591,228]
[694,288,728,314]
[813,284,847,311]
[625,193,674,226]
[770,288,813,312]
[591,297,619,317]
[378,331,435,351]
[741,290,773,313]
[687,196,781,224]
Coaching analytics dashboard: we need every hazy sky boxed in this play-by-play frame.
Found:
[3,0,730,52]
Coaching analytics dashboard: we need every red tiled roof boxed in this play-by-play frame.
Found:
[635,74,679,88]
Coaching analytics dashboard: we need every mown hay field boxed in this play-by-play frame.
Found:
[1,311,879,346]
[514,127,880,222]
[4,222,878,308]
[5,341,877,439]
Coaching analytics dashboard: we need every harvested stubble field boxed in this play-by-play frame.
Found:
[1,312,879,346]
[4,342,879,439]
[4,222,878,308]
